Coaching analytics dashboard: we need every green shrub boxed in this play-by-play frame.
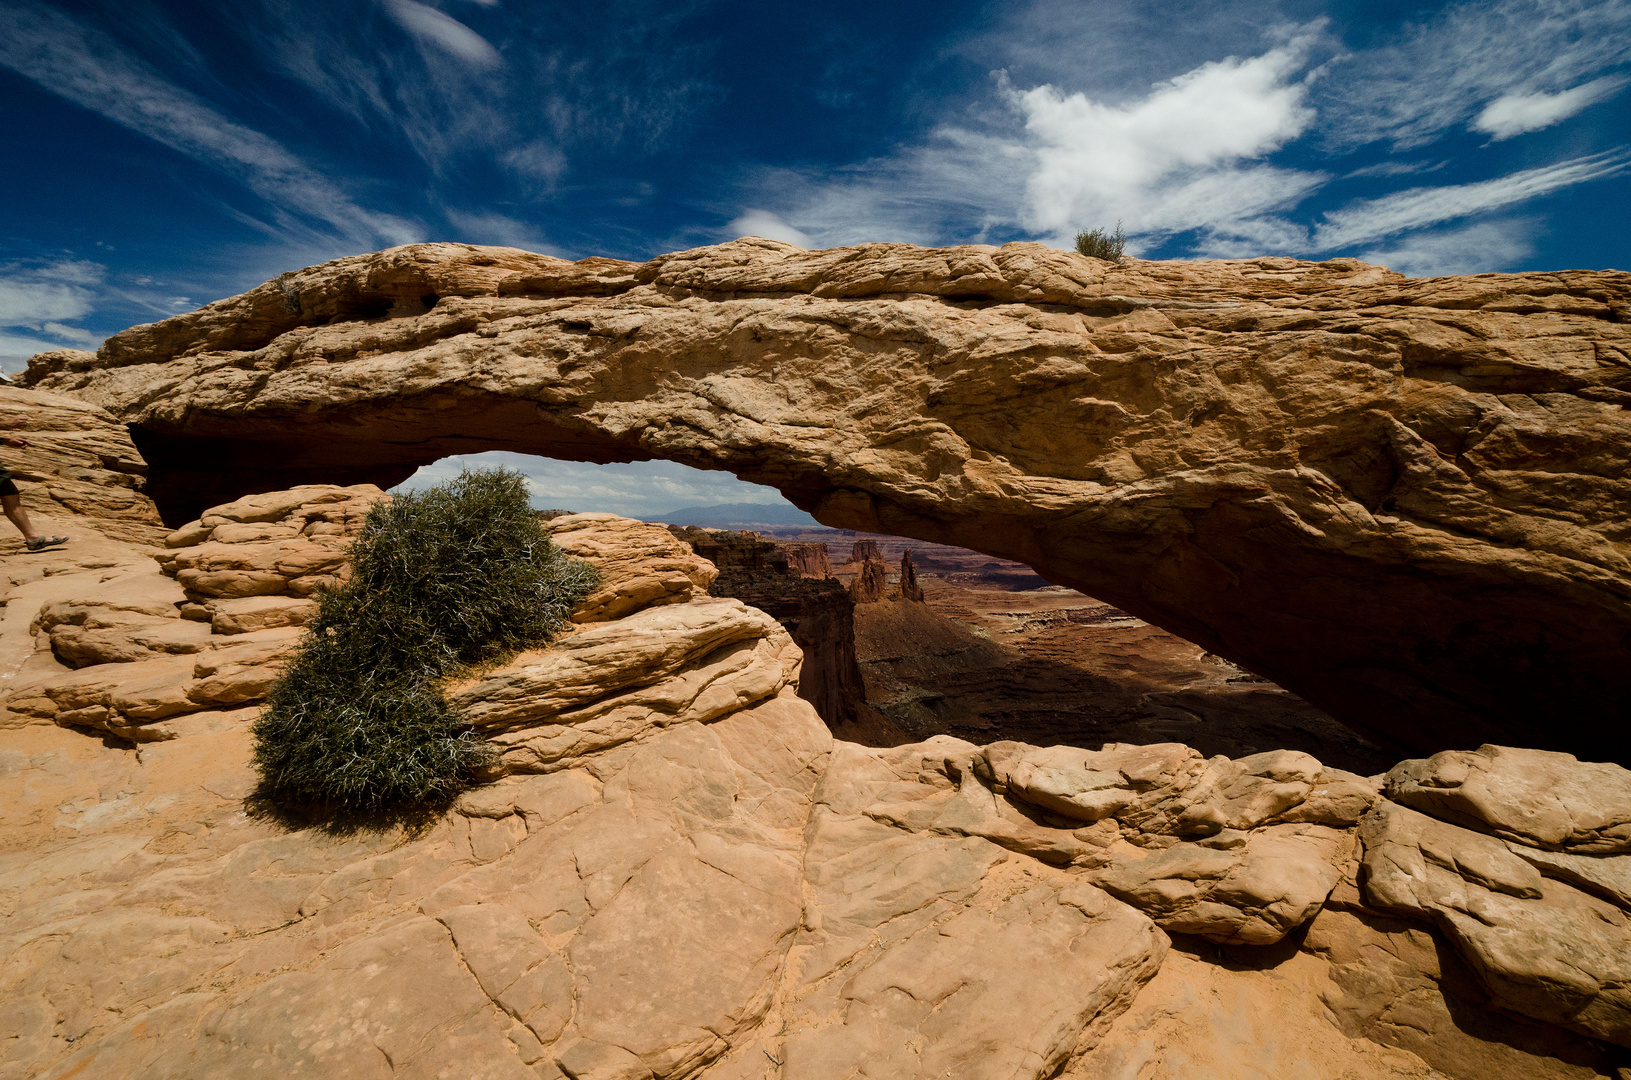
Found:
[1075,221,1127,263]
[251,468,598,815]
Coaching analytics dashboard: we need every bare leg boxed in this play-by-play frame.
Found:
[2,493,39,542]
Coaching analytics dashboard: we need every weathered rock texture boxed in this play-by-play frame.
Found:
[24,240,1631,759]
[849,555,888,603]
[3,484,382,742]
[667,526,866,729]
[849,539,884,564]
[0,385,166,545]
[899,548,925,601]
[777,540,832,578]
[3,465,1630,1077]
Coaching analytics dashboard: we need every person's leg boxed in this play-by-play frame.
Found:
[2,492,39,542]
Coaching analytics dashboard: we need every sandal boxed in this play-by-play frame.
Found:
[26,535,67,552]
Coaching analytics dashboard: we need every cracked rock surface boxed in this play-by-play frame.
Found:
[2,479,1629,1077]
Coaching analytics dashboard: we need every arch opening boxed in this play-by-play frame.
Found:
[375,450,1391,773]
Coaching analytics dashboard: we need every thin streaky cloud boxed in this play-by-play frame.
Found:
[443,209,564,254]
[1474,76,1629,140]
[1312,151,1631,250]
[0,2,421,249]
[383,0,502,69]
[1360,219,1536,277]
[1321,0,1631,149]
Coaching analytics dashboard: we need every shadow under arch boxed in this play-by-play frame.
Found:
[123,380,1622,767]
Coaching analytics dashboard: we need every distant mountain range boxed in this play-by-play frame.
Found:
[652,502,822,527]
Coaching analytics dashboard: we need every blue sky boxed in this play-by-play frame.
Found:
[2,0,1628,516]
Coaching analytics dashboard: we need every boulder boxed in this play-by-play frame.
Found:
[543,513,716,622]
[448,597,801,773]
[1361,798,1631,1045]
[1386,744,1631,853]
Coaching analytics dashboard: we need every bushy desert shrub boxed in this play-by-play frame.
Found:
[252,469,598,814]
[1075,221,1127,263]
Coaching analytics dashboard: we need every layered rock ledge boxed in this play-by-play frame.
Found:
[23,240,1631,759]
[3,466,1631,1077]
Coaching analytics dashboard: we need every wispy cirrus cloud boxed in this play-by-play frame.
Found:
[1311,151,1630,249]
[1359,219,1538,277]
[443,209,563,253]
[1473,76,1629,140]
[0,1,422,250]
[1319,0,1631,149]
[730,0,1627,273]
[383,0,502,69]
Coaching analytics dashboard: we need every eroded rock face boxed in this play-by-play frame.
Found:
[668,525,868,729]
[26,240,1631,759]
[0,384,165,545]
[5,485,1631,1078]
[849,555,888,603]
[2,482,383,742]
[778,540,832,578]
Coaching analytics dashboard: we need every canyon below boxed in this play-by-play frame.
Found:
[3,237,1630,1080]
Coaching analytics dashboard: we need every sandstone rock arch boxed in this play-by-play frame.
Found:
[28,240,1631,760]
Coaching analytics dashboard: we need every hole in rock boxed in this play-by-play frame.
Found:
[398,453,1392,775]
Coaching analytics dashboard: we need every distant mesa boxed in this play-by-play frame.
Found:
[654,502,821,528]
[850,539,883,563]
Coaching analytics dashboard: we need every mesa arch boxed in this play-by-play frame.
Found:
[26,239,1631,762]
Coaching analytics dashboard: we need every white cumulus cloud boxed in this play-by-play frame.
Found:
[1473,76,1628,139]
[1015,38,1320,242]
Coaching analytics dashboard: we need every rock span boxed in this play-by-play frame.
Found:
[25,239,1631,759]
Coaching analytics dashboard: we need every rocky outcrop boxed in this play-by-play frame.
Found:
[849,538,883,564]
[3,460,1630,1077]
[24,240,1631,760]
[2,483,383,742]
[778,540,832,578]
[0,384,165,545]
[545,513,717,622]
[899,548,924,601]
[849,555,888,603]
[668,525,866,729]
